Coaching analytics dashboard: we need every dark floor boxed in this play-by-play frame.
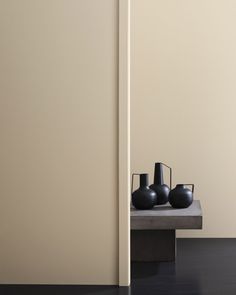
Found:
[1,239,236,295]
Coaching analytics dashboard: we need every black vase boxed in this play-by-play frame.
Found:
[132,173,157,210]
[169,184,194,209]
[150,162,172,205]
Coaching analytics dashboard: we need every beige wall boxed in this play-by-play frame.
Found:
[0,0,118,284]
[131,0,236,237]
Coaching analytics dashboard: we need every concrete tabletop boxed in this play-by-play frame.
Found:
[131,200,202,230]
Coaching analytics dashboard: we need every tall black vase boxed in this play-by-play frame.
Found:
[150,162,172,205]
[132,173,157,210]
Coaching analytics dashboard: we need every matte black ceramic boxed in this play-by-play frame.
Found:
[169,184,194,208]
[132,173,157,210]
[150,162,172,205]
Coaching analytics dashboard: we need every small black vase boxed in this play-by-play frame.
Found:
[132,173,157,210]
[150,162,172,205]
[169,184,194,209]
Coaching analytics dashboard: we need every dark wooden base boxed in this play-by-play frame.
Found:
[131,230,176,262]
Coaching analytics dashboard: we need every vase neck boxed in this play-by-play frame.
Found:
[140,173,149,187]
[176,184,185,188]
[154,163,164,185]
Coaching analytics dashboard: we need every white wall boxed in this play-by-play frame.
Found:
[0,0,119,284]
[131,0,236,237]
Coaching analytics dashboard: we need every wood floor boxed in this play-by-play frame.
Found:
[131,238,236,295]
[1,239,236,294]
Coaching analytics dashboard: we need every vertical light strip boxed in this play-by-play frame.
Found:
[119,0,130,287]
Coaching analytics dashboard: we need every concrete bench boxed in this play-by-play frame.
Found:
[131,200,202,261]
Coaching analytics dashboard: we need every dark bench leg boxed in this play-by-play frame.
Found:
[131,230,176,262]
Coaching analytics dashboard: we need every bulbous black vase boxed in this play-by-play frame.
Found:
[150,162,172,205]
[132,173,157,210]
[169,184,194,209]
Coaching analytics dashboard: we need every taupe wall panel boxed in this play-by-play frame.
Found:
[0,0,118,284]
[131,0,236,237]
